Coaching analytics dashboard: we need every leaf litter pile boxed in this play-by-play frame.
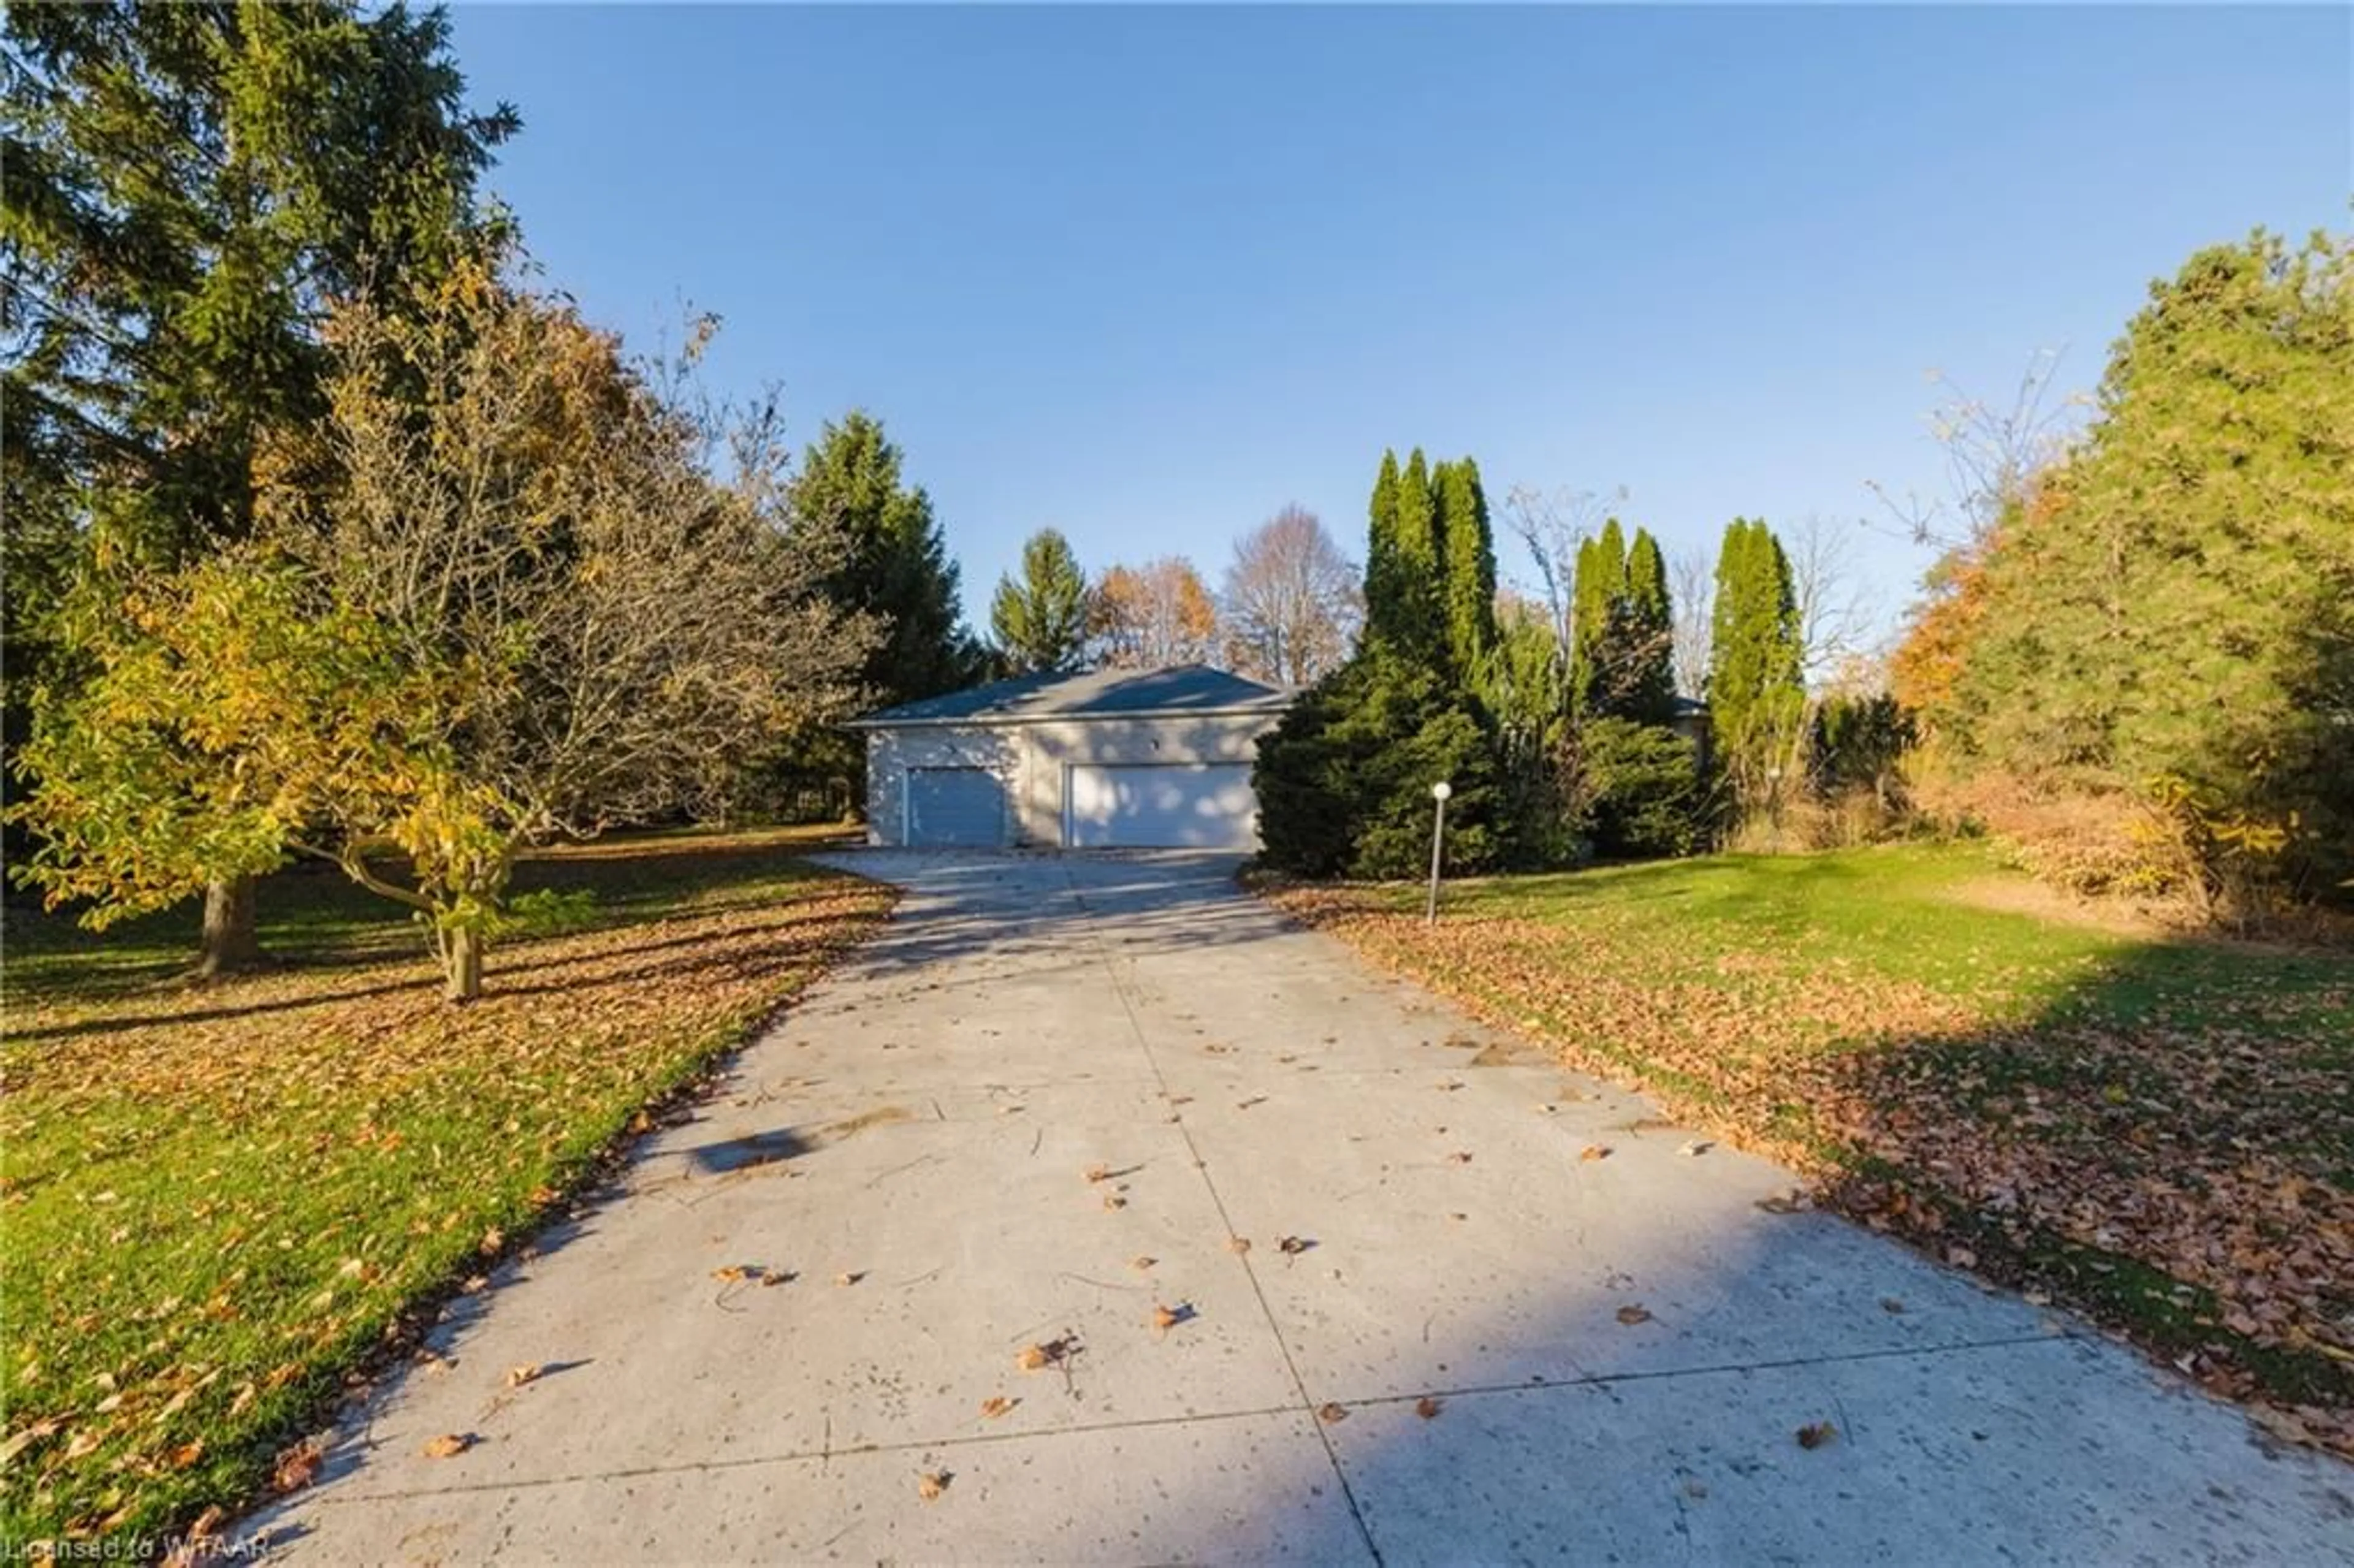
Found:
[0,828,892,1539]
[1265,843,2354,1458]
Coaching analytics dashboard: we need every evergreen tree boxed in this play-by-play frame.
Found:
[791,412,976,706]
[1435,457,1498,677]
[1622,528,1677,722]
[1362,449,1404,650]
[1569,519,1628,714]
[1706,518,1805,789]
[989,529,1089,673]
[1376,448,1444,660]
[1252,646,1501,879]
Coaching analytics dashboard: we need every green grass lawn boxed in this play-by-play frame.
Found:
[1267,841,2354,1454]
[1,828,891,1543]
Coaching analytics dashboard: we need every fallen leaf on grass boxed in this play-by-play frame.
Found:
[504,1364,542,1389]
[185,1505,226,1540]
[979,1396,1016,1420]
[1316,1402,1350,1424]
[1615,1305,1653,1325]
[166,1439,205,1469]
[1580,1144,1611,1162]
[1415,1396,1443,1419]
[1795,1421,1838,1450]
[917,1469,950,1501]
[420,1433,476,1459]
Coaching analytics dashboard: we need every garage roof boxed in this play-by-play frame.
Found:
[846,664,1292,728]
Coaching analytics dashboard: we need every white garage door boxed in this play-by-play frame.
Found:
[906,767,1007,847]
[1065,763,1257,849]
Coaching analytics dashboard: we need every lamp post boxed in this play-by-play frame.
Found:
[1766,765,1784,855]
[1425,780,1453,925]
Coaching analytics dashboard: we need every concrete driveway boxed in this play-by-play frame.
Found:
[242,851,2352,1564]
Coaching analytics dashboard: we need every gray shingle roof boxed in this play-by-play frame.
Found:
[847,664,1293,728]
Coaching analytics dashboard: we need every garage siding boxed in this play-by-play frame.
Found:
[862,711,1283,848]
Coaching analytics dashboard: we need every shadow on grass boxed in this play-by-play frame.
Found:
[1,829,855,1020]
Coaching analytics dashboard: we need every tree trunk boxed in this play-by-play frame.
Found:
[194,874,262,978]
[443,925,484,1003]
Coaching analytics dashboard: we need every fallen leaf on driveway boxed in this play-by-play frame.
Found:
[979,1396,1015,1420]
[1445,1151,1473,1165]
[1615,1305,1653,1325]
[1227,1236,1252,1255]
[1130,1255,1157,1271]
[272,1439,324,1493]
[420,1433,476,1459]
[504,1364,542,1389]
[1102,1194,1127,1211]
[1678,1140,1713,1157]
[917,1470,950,1501]
[1084,1164,1111,1184]
[1317,1402,1350,1424]
[1796,1421,1838,1450]
[1278,1236,1311,1255]
[1015,1335,1078,1372]
[1415,1396,1443,1419]
[834,1271,864,1287]
[1580,1144,1611,1162]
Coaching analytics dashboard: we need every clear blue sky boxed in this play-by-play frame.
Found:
[446,3,2350,644]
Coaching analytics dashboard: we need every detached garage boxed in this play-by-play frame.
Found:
[846,665,1293,850]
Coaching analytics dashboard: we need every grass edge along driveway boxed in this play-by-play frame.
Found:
[1260,841,2354,1463]
[1,827,893,1545]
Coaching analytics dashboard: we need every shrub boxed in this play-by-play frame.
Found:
[1574,717,1705,859]
[1255,648,1502,880]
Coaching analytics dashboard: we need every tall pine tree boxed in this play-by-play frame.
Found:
[1569,519,1628,715]
[1623,528,1676,722]
[791,412,975,706]
[989,529,1089,674]
[1434,457,1498,679]
[1706,518,1804,787]
[1362,450,1404,650]
[1381,448,1443,660]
